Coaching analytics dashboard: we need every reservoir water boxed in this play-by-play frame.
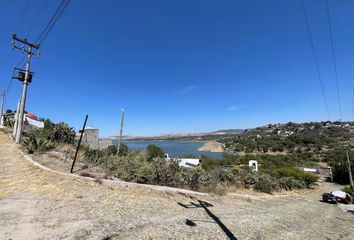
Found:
[117,140,223,159]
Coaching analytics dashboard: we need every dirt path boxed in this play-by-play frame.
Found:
[0,131,353,240]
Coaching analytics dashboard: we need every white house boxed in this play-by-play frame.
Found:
[165,154,201,168]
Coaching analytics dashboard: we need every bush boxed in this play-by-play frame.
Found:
[154,159,182,187]
[106,153,155,184]
[273,167,319,186]
[145,144,165,161]
[26,121,76,145]
[342,186,354,196]
[104,144,129,156]
[22,136,55,154]
[277,177,305,190]
[181,168,211,190]
[253,174,276,194]
[51,122,76,144]
[84,148,106,164]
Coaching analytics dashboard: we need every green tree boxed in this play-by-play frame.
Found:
[145,144,165,161]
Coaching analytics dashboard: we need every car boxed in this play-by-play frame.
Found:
[322,193,337,204]
[331,190,352,204]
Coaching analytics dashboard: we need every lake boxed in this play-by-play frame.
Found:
[115,140,223,159]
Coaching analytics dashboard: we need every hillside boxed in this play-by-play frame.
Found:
[219,121,353,156]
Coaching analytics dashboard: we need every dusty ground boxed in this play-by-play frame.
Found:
[0,131,353,240]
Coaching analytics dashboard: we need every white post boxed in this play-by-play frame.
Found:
[15,46,32,144]
[13,100,21,138]
[0,91,5,127]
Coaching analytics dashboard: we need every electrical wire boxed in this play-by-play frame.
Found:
[26,0,49,38]
[300,0,331,120]
[35,0,71,45]
[325,0,343,120]
[5,56,27,94]
[16,0,29,33]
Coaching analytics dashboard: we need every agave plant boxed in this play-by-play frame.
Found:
[22,137,55,154]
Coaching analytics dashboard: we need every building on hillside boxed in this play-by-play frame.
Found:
[165,154,201,168]
[78,127,99,149]
[249,160,258,172]
[299,166,333,181]
[78,127,113,149]
[1,111,44,131]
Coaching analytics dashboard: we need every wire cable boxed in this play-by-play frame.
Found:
[300,0,331,120]
[35,0,71,45]
[5,56,27,94]
[26,0,49,38]
[16,0,29,33]
[325,0,343,120]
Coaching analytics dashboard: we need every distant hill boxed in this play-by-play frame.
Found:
[208,129,244,135]
[107,129,245,141]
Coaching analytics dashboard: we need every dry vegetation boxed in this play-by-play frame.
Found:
[1,131,354,240]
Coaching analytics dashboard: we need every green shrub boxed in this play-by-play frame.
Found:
[273,167,319,186]
[106,153,155,184]
[181,168,211,190]
[277,177,305,190]
[154,159,182,187]
[342,186,354,196]
[51,122,76,144]
[238,169,258,185]
[84,148,106,164]
[26,121,76,145]
[22,137,55,154]
[253,174,276,194]
[145,144,165,161]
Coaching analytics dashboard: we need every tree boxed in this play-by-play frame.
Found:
[145,144,165,161]
[324,150,354,184]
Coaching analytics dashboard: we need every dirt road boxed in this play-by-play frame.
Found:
[0,131,353,240]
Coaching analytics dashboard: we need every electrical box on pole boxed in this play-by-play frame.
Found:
[11,33,40,144]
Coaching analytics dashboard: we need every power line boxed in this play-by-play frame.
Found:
[16,0,29,33]
[5,56,27,94]
[325,0,343,120]
[300,0,331,120]
[26,0,49,38]
[35,0,71,45]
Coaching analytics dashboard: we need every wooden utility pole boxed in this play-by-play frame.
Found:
[117,108,125,156]
[12,33,40,144]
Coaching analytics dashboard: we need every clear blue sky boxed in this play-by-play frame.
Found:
[1,0,354,137]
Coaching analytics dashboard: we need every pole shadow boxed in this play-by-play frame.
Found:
[177,194,238,240]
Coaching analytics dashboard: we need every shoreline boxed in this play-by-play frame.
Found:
[198,141,224,152]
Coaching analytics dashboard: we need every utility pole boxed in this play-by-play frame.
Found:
[346,149,353,187]
[12,100,21,138]
[0,90,5,127]
[117,108,125,156]
[71,114,88,173]
[11,33,40,144]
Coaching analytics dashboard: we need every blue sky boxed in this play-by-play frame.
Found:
[1,0,354,137]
